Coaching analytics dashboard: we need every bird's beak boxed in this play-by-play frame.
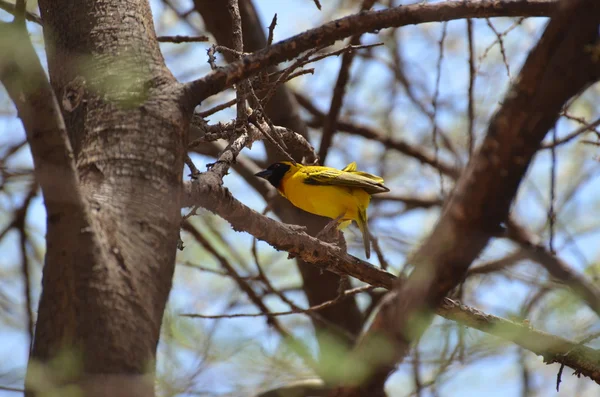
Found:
[255,169,272,179]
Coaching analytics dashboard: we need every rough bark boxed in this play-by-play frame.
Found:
[25,0,188,395]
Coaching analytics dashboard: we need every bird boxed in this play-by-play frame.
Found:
[255,161,390,259]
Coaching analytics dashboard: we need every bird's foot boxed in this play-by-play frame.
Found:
[316,214,345,242]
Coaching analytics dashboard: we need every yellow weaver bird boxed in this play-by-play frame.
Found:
[255,161,389,259]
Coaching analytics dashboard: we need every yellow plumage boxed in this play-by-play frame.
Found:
[255,161,390,259]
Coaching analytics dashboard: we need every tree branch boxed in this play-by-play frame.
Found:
[0,0,42,25]
[318,0,376,163]
[436,299,600,384]
[183,178,600,386]
[183,0,555,107]
[183,179,396,288]
[506,219,600,315]
[0,20,106,390]
[332,0,600,394]
[0,24,90,233]
[193,0,365,341]
[296,92,460,177]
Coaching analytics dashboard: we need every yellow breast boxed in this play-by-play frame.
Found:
[280,171,370,222]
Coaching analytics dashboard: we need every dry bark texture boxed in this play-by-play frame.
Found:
[24,0,189,394]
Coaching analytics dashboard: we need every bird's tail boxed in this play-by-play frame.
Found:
[357,208,370,259]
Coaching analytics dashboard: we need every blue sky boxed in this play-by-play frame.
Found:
[1,1,600,396]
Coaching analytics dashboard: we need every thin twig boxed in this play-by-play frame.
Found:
[181,285,373,319]
[541,117,600,149]
[157,35,210,43]
[228,0,248,124]
[248,113,295,163]
[16,184,36,346]
[301,43,383,67]
[485,18,512,79]
[295,92,459,177]
[477,18,525,74]
[196,69,313,119]
[556,363,565,392]
[185,154,201,179]
[0,385,24,393]
[317,0,377,163]
[466,18,476,157]
[412,340,423,397]
[183,222,320,371]
[261,47,322,106]
[250,232,356,342]
[197,98,237,118]
[432,22,448,197]
[370,233,390,271]
[183,222,288,333]
[549,126,557,253]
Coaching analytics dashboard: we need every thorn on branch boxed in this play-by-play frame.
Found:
[185,154,201,179]
[267,14,277,46]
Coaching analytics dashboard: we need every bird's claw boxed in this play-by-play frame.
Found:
[316,214,344,241]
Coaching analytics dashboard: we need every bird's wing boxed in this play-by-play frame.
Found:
[342,162,357,172]
[301,167,390,194]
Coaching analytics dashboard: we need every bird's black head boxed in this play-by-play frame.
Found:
[255,162,292,189]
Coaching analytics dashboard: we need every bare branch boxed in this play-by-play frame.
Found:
[333,0,600,393]
[228,0,248,124]
[318,0,376,163]
[540,117,600,149]
[0,0,40,25]
[184,179,396,288]
[181,285,374,319]
[183,177,600,385]
[436,299,600,385]
[466,18,476,157]
[157,35,210,43]
[183,0,555,107]
[0,22,104,303]
[296,92,460,177]
[506,219,600,315]
[17,185,36,344]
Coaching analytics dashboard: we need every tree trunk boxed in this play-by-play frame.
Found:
[27,0,187,395]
